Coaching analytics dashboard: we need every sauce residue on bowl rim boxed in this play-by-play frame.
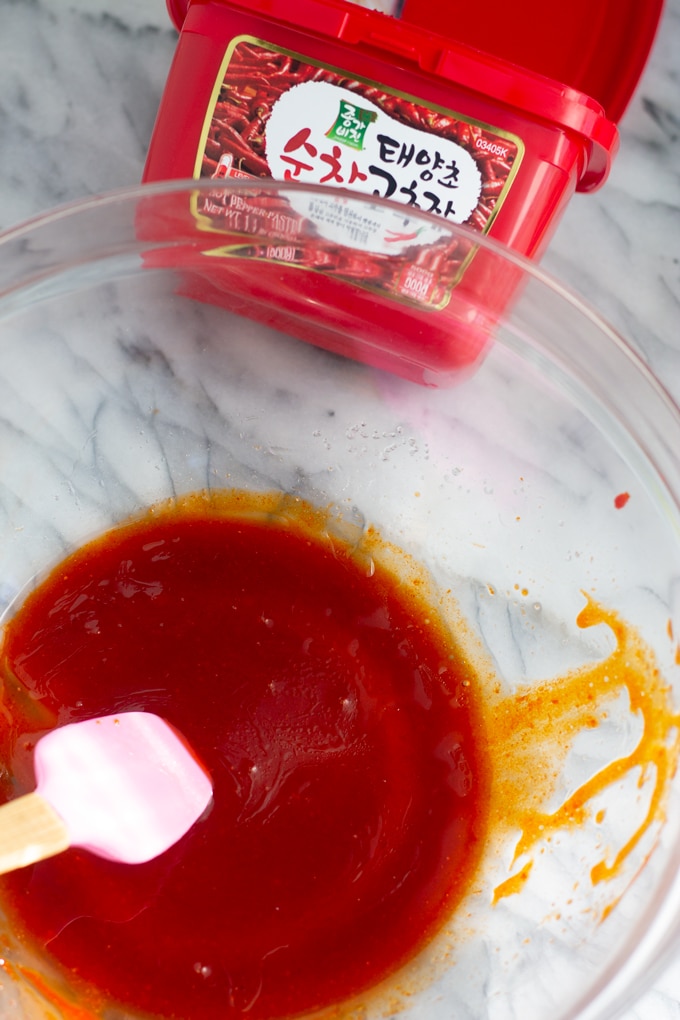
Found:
[486,595,680,912]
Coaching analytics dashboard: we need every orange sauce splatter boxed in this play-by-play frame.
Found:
[15,965,103,1020]
[489,596,680,902]
[492,861,533,904]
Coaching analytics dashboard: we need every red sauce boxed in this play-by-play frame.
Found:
[0,494,489,1019]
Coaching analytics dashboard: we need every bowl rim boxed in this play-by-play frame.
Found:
[1,177,680,1020]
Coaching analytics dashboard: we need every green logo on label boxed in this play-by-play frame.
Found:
[326,100,377,150]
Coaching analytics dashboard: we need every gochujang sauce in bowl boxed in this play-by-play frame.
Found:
[0,490,490,1020]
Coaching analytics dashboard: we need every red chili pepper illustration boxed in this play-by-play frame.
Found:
[384,229,422,242]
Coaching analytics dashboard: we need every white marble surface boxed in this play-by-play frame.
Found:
[0,0,678,1017]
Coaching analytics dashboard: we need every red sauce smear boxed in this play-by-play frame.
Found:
[0,493,489,1020]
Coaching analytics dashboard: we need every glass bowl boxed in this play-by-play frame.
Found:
[0,179,680,1020]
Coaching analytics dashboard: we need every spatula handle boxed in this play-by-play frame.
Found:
[0,792,70,875]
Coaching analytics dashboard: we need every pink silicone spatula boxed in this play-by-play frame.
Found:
[0,712,213,875]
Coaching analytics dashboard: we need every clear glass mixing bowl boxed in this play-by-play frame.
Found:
[0,179,680,1020]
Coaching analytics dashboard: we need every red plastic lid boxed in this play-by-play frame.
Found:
[399,0,663,123]
[167,0,660,124]
[165,0,619,191]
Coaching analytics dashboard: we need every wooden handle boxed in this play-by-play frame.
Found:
[0,792,70,875]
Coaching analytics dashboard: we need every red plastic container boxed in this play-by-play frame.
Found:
[399,0,663,123]
[140,0,648,383]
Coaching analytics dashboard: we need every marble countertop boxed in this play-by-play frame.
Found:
[0,1,678,1017]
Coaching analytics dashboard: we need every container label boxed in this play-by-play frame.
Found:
[194,37,523,308]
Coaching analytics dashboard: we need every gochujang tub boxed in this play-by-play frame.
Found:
[141,0,632,382]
